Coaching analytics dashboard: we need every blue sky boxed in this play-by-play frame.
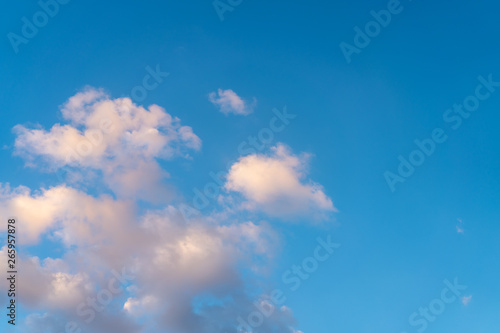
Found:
[1,0,500,332]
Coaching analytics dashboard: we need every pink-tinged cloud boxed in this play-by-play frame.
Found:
[462,295,472,305]
[13,87,201,202]
[208,88,256,115]
[4,89,308,333]
[225,143,336,220]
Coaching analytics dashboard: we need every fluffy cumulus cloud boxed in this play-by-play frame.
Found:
[0,184,138,247]
[225,144,336,219]
[208,88,256,115]
[0,186,296,333]
[0,248,92,310]
[13,87,201,201]
[0,88,315,333]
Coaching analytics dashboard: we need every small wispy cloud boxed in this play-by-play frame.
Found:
[462,295,472,306]
[208,88,256,115]
[456,218,465,234]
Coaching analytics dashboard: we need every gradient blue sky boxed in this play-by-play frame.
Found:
[1,0,500,332]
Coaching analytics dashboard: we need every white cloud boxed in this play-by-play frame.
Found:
[0,248,92,309]
[13,87,201,201]
[124,295,159,317]
[0,183,294,332]
[208,89,256,115]
[137,208,279,296]
[456,218,465,233]
[0,184,137,245]
[2,89,312,333]
[462,295,472,306]
[225,144,336,219]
